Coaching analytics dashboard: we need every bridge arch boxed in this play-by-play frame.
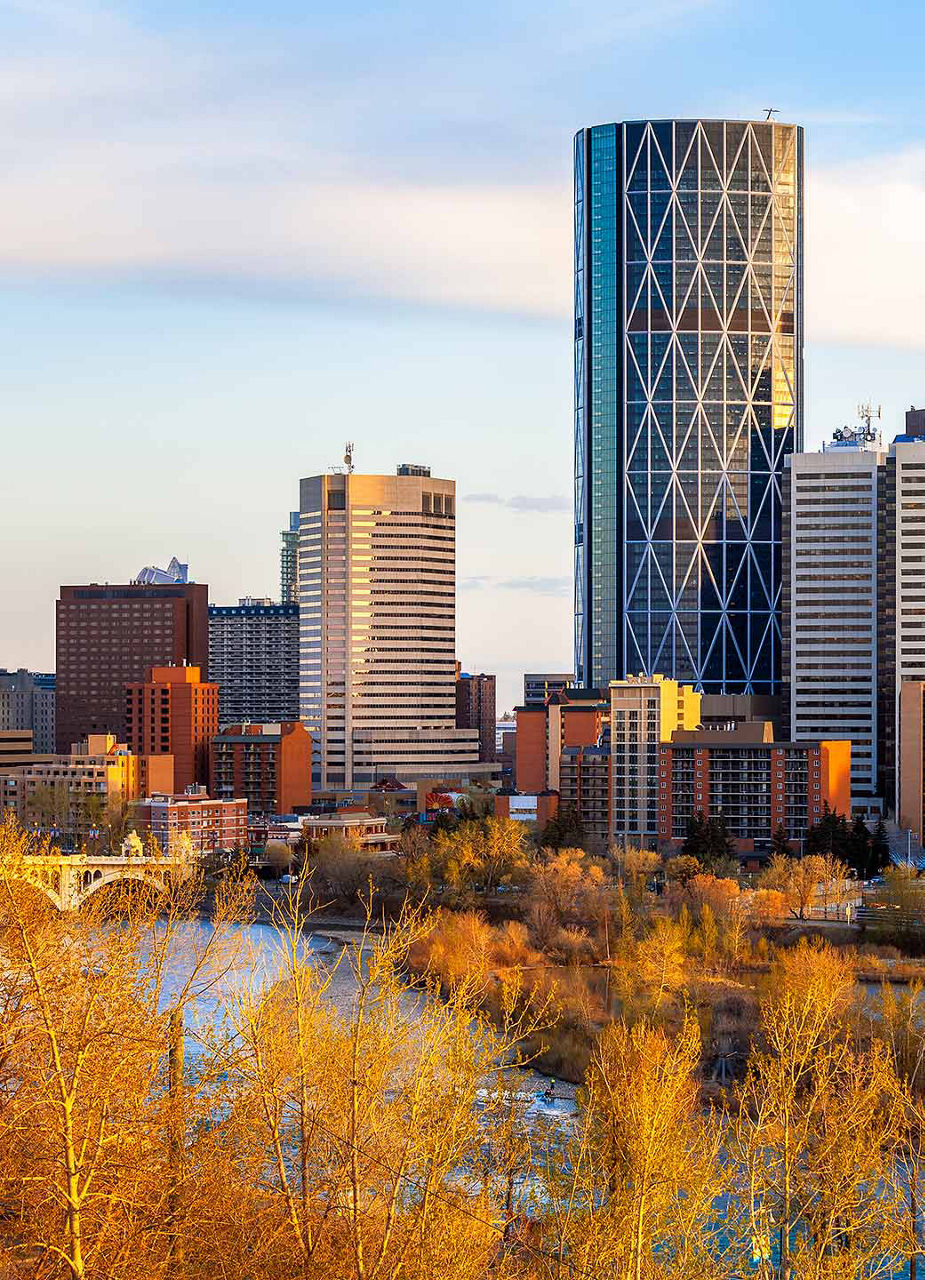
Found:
[77,868,168,907]
[0,854,190,912]
[8,874,62,911]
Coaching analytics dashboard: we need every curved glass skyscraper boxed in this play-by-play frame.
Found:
[574,119,803,694]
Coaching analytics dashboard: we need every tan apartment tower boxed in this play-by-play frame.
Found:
[298,463,488,789]
[610,675,701,844]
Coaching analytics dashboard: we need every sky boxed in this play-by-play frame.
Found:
[2,0,925,712]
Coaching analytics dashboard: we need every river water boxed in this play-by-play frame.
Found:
[160,918,578,1124]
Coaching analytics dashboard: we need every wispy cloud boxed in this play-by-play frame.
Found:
[499,576,572,595]
[807,148,925,349]
[467,492,570,512]
[460,573,571,595]
[1,0,923,350]
[0,0,720,318]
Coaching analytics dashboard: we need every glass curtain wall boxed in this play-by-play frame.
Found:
[574,119,803,694]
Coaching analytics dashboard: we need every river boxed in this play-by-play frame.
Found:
[159,917,579,1124]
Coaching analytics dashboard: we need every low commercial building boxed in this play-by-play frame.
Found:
[494,791,559,829]
[300,811,400,852]
[132,787,248,855]
[210,722,312,816]
[657,722,851,858]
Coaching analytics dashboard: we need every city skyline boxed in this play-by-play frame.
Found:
[5,0,925,713]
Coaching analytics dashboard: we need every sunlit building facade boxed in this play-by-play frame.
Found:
[298,466,489,789]
[574,119,803,694]
[783,431,884,815]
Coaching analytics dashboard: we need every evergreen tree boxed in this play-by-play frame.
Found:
[681,811,708,862]
[871,817,891,876]
[846,814,873,879]
[542,805,585,851]
[771,823,791,860]
[429,807,459,837]
[805,803,852,862]
[701,814,736,872]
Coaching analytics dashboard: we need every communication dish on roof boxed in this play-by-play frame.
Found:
[344,442,355,473]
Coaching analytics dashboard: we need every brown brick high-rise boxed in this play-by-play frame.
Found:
[455,672,496,763]
[126,665,219,793]
[56,583,209,751]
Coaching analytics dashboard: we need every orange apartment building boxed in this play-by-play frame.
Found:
[210,722,312,816]
[125,665,219,793]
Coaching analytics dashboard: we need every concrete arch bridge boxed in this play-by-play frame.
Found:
[11,853,189,911]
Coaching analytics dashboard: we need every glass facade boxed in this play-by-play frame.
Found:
[574,120,803,694]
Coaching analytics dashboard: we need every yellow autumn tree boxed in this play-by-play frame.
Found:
[544,1015,725,1279]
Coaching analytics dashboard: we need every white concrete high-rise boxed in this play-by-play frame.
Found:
[879,434,925,813]
[208,601,300,726]
[783,430,884,815]
[298,464,492,789]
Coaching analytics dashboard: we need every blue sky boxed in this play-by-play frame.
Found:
[3,0,925,711]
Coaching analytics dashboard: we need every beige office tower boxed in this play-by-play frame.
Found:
[299,464,489,790]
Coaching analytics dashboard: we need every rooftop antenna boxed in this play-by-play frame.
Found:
[857,402,881,436]
[344,441,355,474]
[764,107,779,120]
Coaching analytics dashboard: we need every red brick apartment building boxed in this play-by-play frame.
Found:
[133,788,247,855]
[657,724,852,857]
[125,665,219,793]
[210,722,312,816]
[515,688,608,793]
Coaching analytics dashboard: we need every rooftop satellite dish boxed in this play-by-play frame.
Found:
[344,441,355,473]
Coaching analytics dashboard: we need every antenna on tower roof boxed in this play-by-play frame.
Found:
[858,402,881,435]
[344,441,355,474]
[764,107,779,120]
